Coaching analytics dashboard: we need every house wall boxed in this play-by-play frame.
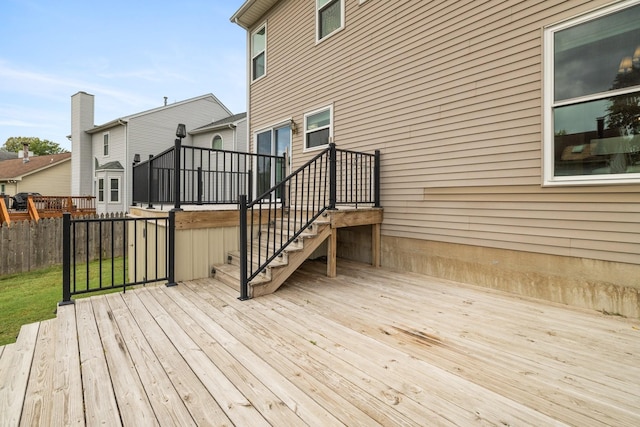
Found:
[126,98,233,207]
[14,160,72,196]
[244,0,640,315]
[93,126,127,214]
[192,126,239,151]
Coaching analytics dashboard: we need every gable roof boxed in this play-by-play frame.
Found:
[231,0,279,29]
[86,93,233,134]
[190,113,247,134]
[0,152,71,180]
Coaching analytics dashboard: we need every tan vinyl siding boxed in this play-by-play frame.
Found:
[247,0,640,266]
[13,160,71,196]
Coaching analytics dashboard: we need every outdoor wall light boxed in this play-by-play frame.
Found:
[176,123,187,139]
[133,153,141,164]
[290,118,298,135]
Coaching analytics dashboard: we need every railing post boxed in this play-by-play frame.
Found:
[59,212,73,305]
[374,149,381,208]
[239,195,249,300]
[147,159,154,209]
[197,166,203,205]
[174,138,182,210]
[329,143,337,210]
[166,209,177,287]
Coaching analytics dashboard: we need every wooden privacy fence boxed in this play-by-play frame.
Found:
[0,213,125,276]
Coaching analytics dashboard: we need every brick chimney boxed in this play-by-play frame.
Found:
[22,143,30,163]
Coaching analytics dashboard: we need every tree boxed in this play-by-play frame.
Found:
[3,137,68,155]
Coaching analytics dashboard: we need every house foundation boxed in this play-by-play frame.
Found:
[380,236,640,319]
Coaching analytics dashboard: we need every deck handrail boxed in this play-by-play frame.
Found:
[132,142,286,208]
[238,143,380,299]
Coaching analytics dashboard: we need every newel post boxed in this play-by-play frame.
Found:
[374,149,381,208]
[173,138,182,210]
[239,195,249,300]
[166,209,177,287]
[329,143,337,210]
[59,212,73,305]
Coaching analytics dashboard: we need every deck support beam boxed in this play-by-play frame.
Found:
[327,229,337,278]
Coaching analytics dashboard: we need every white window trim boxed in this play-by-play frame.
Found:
[304,105,333,153]
[251,22,267,83]
[316,0,345,44]
[103,132,110,157]
[543,0,640,186]
[108,177,120,204]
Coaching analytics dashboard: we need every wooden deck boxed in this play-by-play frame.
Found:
[1,260,639,426]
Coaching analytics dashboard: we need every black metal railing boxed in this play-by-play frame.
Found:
[132,141,286,208]
[239,143,380,299]
[60,211,175,304]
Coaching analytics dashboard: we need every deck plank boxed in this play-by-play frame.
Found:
[119,290,233,426]
[20,319,56,426]
[75,299,121,427]
[90,295,159,426]
[135,288,272,427]
[0,322,39,426]
[104,293,197,426]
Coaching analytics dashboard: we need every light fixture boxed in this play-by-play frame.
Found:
[290,118,298,134]
[176,123,187,139]
[618,56,633,74]
[133,153,141,164]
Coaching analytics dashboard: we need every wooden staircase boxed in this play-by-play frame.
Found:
[214,212,333,298]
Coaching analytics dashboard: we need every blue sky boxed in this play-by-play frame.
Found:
[0,0,246,151]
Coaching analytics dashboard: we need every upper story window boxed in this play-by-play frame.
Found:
[304,105,332,151]
[98,178,104,202]
[252,24,266,81]
[212,135,223,150]
[103,133,109,156]
[317,0,344,42]
[544,0,640,185]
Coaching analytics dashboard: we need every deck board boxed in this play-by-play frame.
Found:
[2,260,640,426]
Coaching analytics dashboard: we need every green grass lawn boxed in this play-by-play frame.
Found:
[0,258,128,346]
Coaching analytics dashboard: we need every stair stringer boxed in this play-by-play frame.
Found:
[250,223,332,297]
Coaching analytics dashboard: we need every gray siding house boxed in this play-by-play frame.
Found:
[70,92,246,214]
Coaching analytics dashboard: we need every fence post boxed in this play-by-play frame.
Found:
[239,195,249,300]
[374,149,381,208]
[197,166,203,205]
[147,158,154,209]
[329,143,337,210]
[174,138,182,210]
[166,209,177,287]
[59,212,73,305]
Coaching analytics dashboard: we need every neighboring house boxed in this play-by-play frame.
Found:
[0,152,71,197]
[190,113,248,152]
[70,92,246,214]
[231,1,640,315]
[0,149,18,163]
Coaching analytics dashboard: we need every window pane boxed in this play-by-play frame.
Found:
[110,179,119,202]
[252,52,265,80]
[307,128,330,148]
[306,109,330,130]
[553,93,640,176]
[98,179,104,202]
[252,27,265,56]
[554,4,640,101]
[212,135,222,150]
[319,0,341,39]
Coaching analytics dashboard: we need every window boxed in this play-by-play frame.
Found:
[251,24,266,81]
[1,184,5,194]
[103,133,109,156]
[98,178,104,202]
[212,135,223,150]
[109,178,119,203]
[304,106,332,150]
[317,0,344,42]
[544,1,640,185]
